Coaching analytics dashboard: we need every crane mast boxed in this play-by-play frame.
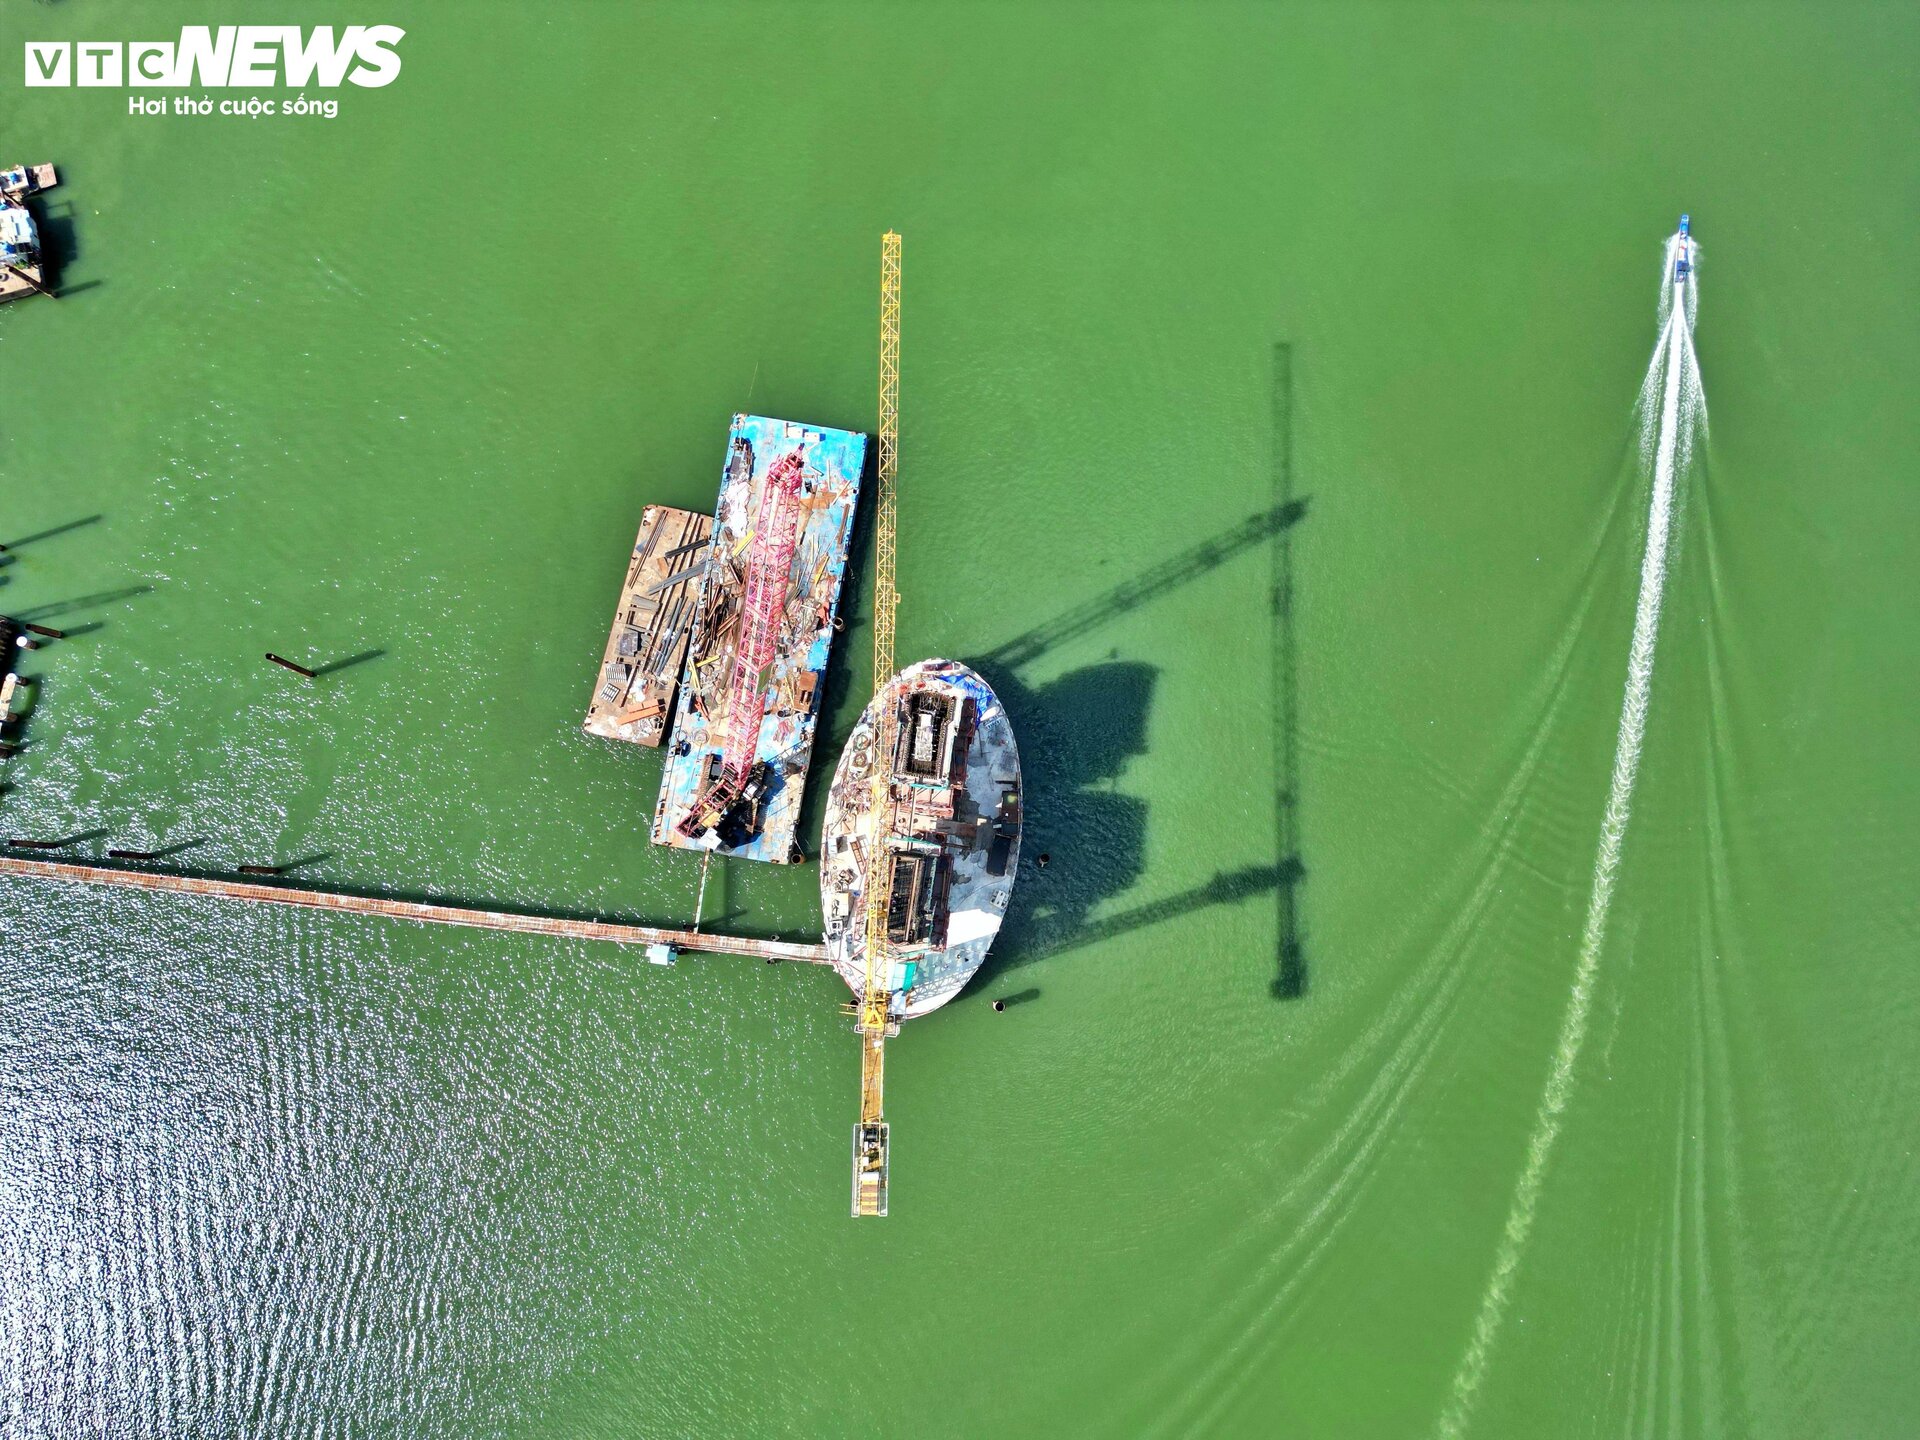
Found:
[853,232,901,1217]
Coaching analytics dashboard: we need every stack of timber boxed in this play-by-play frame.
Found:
[584,504,715,746]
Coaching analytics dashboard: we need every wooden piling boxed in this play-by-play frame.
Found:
[265,653,317,679]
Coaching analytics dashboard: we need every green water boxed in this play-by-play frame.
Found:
[3,4,1915,1435]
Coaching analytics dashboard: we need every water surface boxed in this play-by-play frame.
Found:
[2,3,1914,1435]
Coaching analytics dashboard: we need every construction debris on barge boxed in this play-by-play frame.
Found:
[0,164,59,304]
[651,415,867,864]
[584,504,715,746]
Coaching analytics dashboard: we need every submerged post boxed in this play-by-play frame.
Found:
[265,652,317,679]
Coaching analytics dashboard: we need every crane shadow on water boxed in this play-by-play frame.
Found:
[970,654,1303,994]
[1268,342,1307,999]
[969,659,1155,991]
[970,342,1310,999]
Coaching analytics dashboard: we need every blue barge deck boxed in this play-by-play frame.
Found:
[650,415,867,864]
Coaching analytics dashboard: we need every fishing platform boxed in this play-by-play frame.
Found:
[0,164,59,304]
[584,504,715,746]
[650,415,867,864]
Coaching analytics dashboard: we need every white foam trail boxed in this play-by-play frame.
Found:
[1437,234,1705,1439]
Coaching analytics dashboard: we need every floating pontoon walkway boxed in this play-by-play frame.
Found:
[0,854,828,963]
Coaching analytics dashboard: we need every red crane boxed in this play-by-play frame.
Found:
[677,448,809,839]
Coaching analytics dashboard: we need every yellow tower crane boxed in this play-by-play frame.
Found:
[852,231,902,1218]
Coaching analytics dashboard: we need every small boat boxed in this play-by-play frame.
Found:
[0,163,59,304]
[1673,213,1693,284]
[820,658,1022,1020]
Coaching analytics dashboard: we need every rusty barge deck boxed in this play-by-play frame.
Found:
[584,504,715,746]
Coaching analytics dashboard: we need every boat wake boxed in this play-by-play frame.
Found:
[1438,227,1707,1438]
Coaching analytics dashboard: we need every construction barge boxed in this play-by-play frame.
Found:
[651,415,867,864]
[0,164,59,303]
[584,504,714,746]
[7,230,990,1221]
